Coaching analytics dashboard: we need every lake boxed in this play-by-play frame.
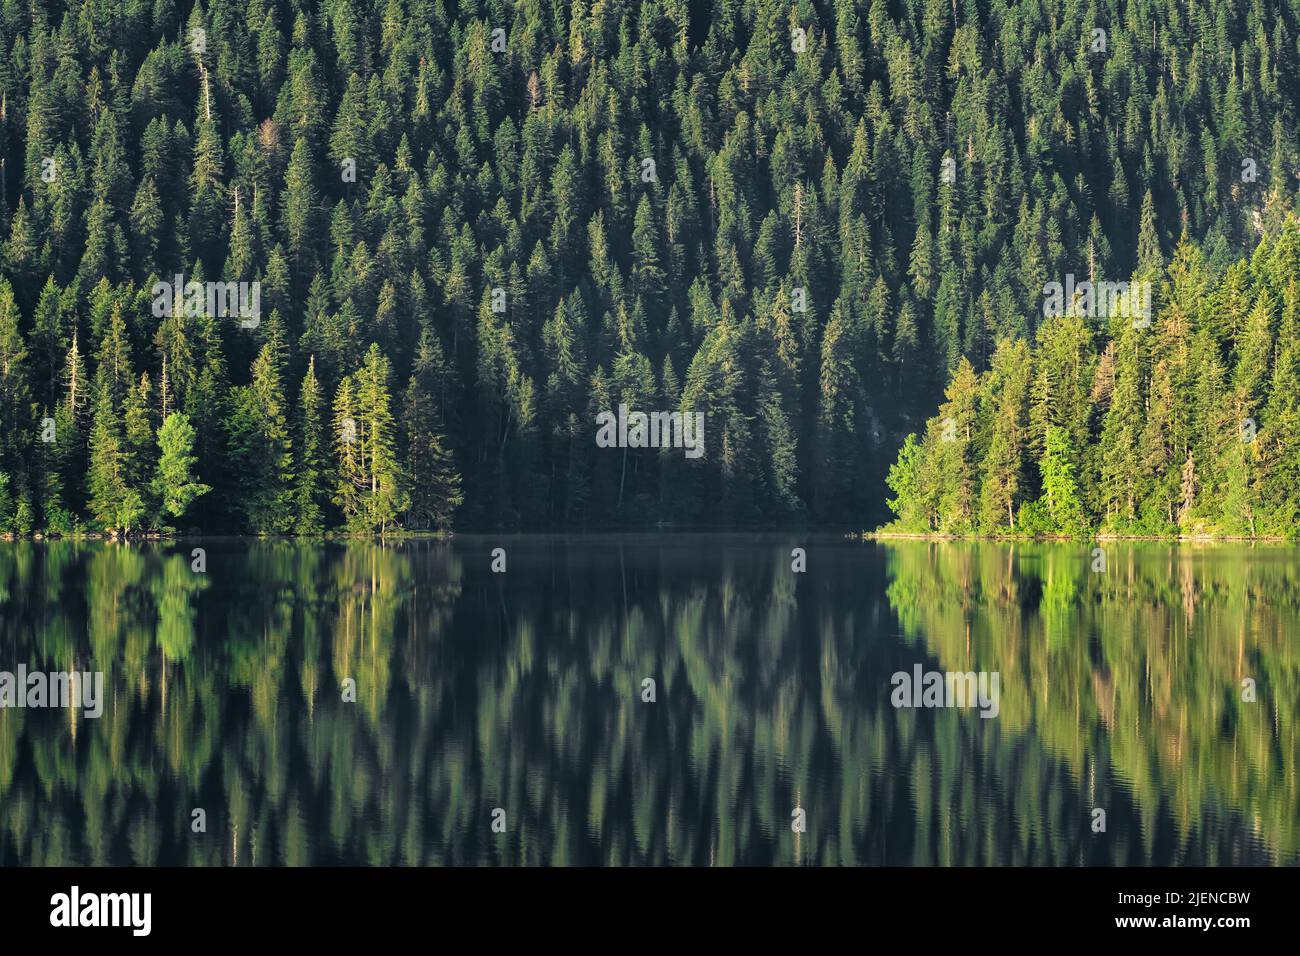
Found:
[0,535,1294,865]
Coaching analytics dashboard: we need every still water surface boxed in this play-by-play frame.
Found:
[0,535,1295,865]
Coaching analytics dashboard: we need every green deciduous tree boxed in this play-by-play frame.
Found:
[153,413,210,526]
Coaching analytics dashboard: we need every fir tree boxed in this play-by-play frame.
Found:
[294,356,329,533]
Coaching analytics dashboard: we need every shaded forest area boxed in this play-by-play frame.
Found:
[0,0,1297,533]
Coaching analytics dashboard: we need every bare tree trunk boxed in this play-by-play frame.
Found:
[618,447,627,508]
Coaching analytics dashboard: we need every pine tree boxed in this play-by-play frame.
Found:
[814,300,866,520]
[933,358,980,531]
[87,380,143,534]
[332,373,362,526]
[226,344,295,532]
[123,372,157,513]
[294,357,329,533]
[978,339,1031,530]
[336,344,407,532]
[152,413,210,527]
[1038,426,1087,534]
[1098,328,1145,527]
[401,373,463,531]
[0,280,31,482]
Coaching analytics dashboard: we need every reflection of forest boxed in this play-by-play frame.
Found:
[0,538,1292,865]
[884,541,1299,865]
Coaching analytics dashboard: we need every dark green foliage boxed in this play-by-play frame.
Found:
[0,0,1297,531]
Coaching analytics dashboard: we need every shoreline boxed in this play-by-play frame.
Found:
[1,529,1293,544]
[865,531,1294,543]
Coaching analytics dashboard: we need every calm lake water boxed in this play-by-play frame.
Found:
[0,535,1295,866]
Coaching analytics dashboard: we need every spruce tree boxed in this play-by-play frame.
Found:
[294,357,329,534]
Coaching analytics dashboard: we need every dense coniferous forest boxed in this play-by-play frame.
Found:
[883,222,1300,537]
[0,0,1297,533]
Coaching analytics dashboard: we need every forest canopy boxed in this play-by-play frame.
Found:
[0,0,1297,533]
[882,220,1300,538]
